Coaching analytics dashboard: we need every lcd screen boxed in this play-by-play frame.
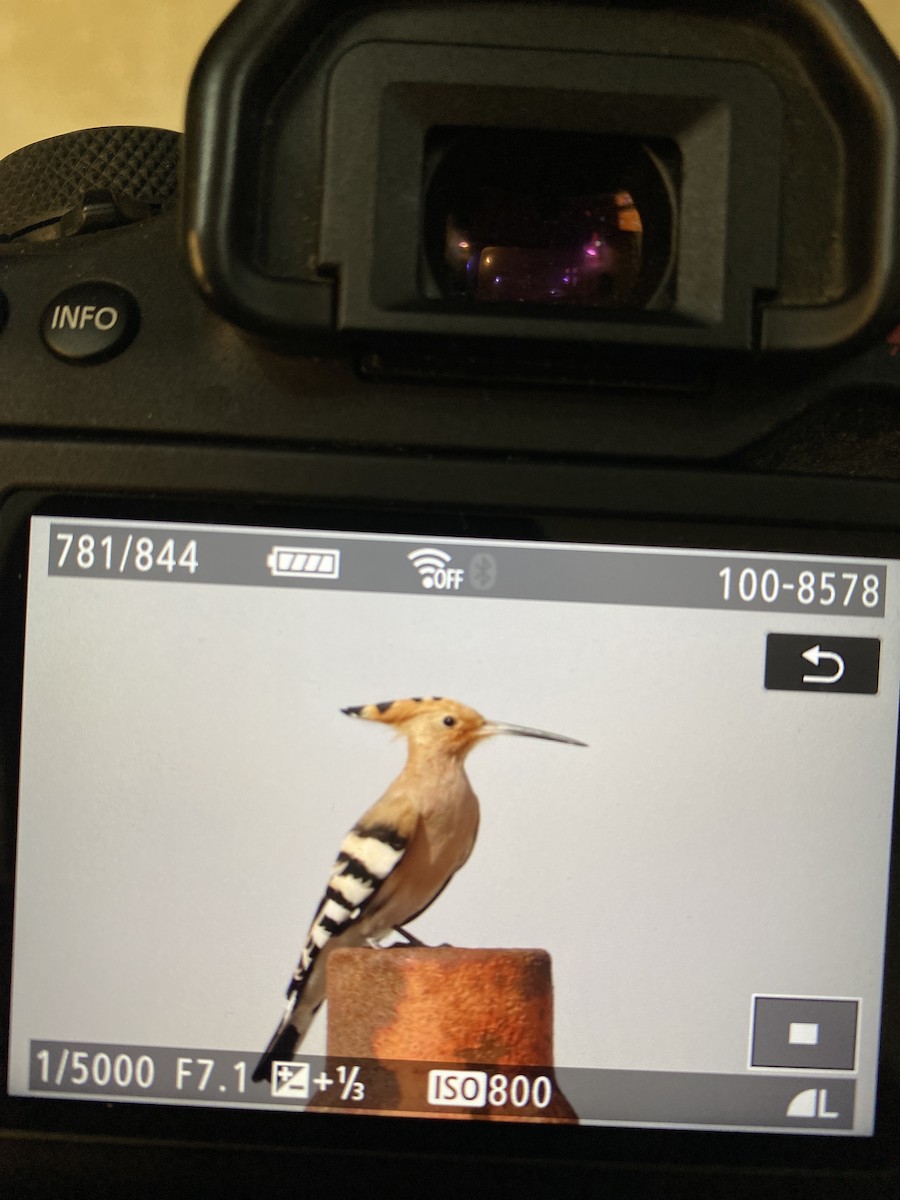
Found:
[6,514,898,1136]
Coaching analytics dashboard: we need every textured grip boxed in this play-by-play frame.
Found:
[0,127,180,237]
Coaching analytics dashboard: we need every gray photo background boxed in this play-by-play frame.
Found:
[9,520,900,1135]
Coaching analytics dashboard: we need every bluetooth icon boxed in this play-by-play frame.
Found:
[469,553,498,591]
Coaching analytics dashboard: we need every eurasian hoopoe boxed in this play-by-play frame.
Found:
[252,696,585,1083]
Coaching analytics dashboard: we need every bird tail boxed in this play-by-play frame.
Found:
[251,995,319,1084]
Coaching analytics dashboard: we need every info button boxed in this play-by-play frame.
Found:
[764,634,880,695]
[41,282,139,364]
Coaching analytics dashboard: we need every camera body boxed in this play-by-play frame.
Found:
[3,0,900,469]
[2,2,900,1195]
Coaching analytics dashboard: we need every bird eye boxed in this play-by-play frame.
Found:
[443,715,456,726]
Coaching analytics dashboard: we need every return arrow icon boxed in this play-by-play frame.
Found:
[801,644,846,685]
[765,634,880,695]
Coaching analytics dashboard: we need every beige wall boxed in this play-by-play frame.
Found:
[0,2,235,159]
[0,0,898,160]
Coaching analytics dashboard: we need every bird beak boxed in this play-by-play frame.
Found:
[482,721,587,747]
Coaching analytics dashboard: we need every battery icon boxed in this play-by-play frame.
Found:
[266,547,341,579]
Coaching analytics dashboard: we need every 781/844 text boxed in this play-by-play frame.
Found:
[52,530,199,578]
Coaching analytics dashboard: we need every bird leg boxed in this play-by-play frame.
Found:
[393,924,428,947]
[393,925,453,948]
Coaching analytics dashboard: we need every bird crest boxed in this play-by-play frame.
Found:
[342,696,450,723]
[341,696,586,755]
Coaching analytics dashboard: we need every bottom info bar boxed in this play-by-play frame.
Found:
[26,1042,858,1130]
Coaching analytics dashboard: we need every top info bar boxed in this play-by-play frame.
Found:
[43,519,887,617]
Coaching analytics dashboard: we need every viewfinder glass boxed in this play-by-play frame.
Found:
[424,129,677,310]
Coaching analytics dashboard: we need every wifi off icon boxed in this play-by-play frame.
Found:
[407,548,465,591]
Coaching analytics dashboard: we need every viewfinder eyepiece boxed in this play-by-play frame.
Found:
[424,130,677,310]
